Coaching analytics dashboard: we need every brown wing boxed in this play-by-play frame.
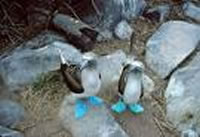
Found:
[61,64,84,94]
[118,64,130,96]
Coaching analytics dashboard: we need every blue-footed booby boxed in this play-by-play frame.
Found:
[59,50,103,119]
[111,60,144,114]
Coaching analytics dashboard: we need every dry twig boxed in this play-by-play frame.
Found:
[63,2,81,21]
[91,0,101,17]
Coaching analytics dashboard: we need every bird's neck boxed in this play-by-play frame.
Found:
[82,67,96,73]
[128,72,142,80]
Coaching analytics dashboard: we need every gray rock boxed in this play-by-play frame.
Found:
[59,95,129,137]
[0,125,24,137]
[53,14,98,52]
[96,29,113,42]
[145,21,200,79]
[95,0,146,31]
[53,14,90,37]
[17,31,65,50]
[143,4,170,22]
[181,129,198,137]
[114,20,133,40]
[0,31,65,59]
[0,100,25,128]
[96,50,127,88]
[120,0,147,21]
[183,2,200,22]
[0,37,83,92]
[165,53,200,133]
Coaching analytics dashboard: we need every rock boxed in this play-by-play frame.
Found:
[0,100,25,128]
[181,129,198,137]
[92,0,146,31]
[53,14,98,52]
[53,14,90,37]
[142,4,170,22]
[96,29,113,42]
[165,53,200,133]
[183,2,200,22]
[145,21,200,79]
[114,20,133,40]
[59,95,129,137]
[0,31,65,56]
[0,125,24,137]
[96,50,127,89]
[120,0,147,21]
[0,36,83,92]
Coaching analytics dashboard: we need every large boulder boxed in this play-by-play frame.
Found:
[96,50,127,87]
[145,21,200,79]
[98,0,146,29]
[53,14,98,52]
[0,33,83,92]
[183,2,200,23]
[165,52,200,134]
[0,100,25,128]
[59,95,129,137]
[88,0,146,41]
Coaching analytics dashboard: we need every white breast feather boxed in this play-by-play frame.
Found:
[81,69,101,97]
[123,76,142,104]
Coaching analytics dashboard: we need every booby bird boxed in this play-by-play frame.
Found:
[111,60,144,114]
[59,50,103,119]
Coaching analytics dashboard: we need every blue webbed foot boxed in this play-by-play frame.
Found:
[75,99,89,119]
[88,96,103,106]
[111,100,127,114]
[128,103,144,114]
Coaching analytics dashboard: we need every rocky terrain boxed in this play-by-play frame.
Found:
[0,0,200,137]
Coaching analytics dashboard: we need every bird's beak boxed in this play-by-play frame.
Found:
[80,60,88,70]
[134,66,143,72]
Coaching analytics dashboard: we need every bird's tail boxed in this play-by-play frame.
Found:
[58,48,69,65]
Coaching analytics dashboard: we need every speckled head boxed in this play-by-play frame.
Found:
[81,53,98,70]
[123,54,136,66]
[128,60,144,73]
